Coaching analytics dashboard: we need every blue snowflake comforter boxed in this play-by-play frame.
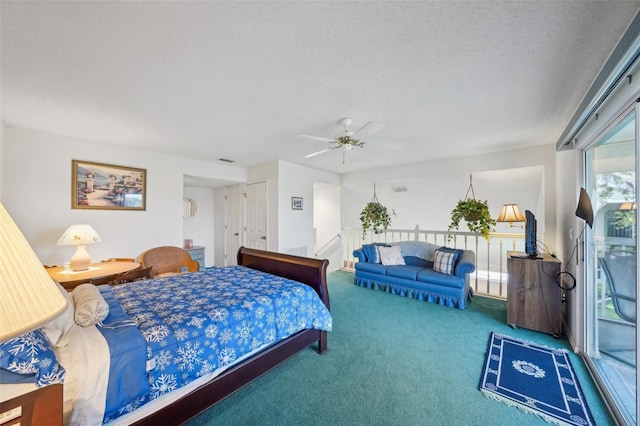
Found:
[101,266,332,423]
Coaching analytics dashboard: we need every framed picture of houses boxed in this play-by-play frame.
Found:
[71,160,146,210]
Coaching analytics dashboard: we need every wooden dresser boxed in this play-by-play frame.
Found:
[507,251,562,336]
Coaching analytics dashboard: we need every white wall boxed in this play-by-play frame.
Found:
[1,125,246,266]
[245,160,340,258]
[183,186,215,267]
[313,184,341,271]
[555,147,582,350]
[341,145,555,249]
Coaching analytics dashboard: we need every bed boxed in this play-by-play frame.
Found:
[0,247,332,425]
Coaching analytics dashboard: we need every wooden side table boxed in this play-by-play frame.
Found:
[0,383,62,425]
[47,261,140,290]
[507,251,562,336]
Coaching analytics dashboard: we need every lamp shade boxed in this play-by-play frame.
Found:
[57,224,102,271]
[0,203,67,342]
[57,224,103,246]
[496,204,526,224]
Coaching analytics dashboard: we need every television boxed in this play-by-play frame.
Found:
[525,209,538,258]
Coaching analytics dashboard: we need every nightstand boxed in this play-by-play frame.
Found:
[0,383,62,425]
[185,246,206,271]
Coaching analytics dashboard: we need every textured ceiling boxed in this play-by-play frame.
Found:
[2,1,639,175]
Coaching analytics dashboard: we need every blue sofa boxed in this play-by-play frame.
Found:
[353,241,476,309]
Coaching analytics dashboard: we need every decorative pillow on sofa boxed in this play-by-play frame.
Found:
[378,245,406,266]
[362,243,389,263]
[0,329,65,387]
[433,247,462,275]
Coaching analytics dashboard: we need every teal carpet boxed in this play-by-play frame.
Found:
[188,270,613,425]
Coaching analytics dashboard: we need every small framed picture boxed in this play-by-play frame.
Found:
[72,160,146,210]
[291,196,303,210]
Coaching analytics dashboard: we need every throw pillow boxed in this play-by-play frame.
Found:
[72,283,109,327]
[362,243,389,263]
[438,246,463,264]
[0,329,65,387]
[378,245,406,266]
[433,249,458,275]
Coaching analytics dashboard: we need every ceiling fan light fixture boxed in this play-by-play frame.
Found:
[298,117,383,163]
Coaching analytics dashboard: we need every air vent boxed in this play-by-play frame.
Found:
[219,158,235,163]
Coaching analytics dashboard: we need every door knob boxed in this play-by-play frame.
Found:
[261,236,266,240]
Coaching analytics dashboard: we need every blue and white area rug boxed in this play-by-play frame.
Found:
[479,332,594,426]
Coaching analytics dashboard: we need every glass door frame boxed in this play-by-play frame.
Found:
[583,102,639,425]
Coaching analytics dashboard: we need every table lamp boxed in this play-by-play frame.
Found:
[496,203,526,227]
[57,224,103,271]
[1,203,67,342]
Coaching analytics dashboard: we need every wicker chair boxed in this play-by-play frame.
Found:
[137,246,200,277]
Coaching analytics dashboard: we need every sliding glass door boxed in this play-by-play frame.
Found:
[585,109,637,425]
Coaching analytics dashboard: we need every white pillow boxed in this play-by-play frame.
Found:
[41,281,77,348]
[72,284,109,327]
[378,245,406,266]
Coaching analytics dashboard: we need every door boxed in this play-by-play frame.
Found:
[224,185,242,266]
[245,181,267,250]
[584,109,637,425]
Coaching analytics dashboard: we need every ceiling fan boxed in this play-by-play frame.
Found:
[297,118,384,163]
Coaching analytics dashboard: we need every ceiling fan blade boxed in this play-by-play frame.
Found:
[296,134,336,143]
[304,148,332,158]
[351,121,384,138]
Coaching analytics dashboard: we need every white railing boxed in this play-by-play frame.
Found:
[341,225,528,299]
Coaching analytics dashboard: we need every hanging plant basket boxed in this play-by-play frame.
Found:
[448,175,496,240]
[360,185,391,238]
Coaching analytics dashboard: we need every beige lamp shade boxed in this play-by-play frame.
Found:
[496,204,526,226]
[57,224,103,271]
[0,203,68,342]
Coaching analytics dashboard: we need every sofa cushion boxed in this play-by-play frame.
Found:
[404,256,432,268]
[386,265,425,280]
[355,261,389,275]
[416,268,465,289]
[379,245,406,266]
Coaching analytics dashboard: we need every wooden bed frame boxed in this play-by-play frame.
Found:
[133,247,330,425]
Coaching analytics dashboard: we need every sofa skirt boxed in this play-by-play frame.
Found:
[354,276,469,309]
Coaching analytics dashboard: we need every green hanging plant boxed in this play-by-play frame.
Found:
[448,175,496,240]
[360,184,391,238]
